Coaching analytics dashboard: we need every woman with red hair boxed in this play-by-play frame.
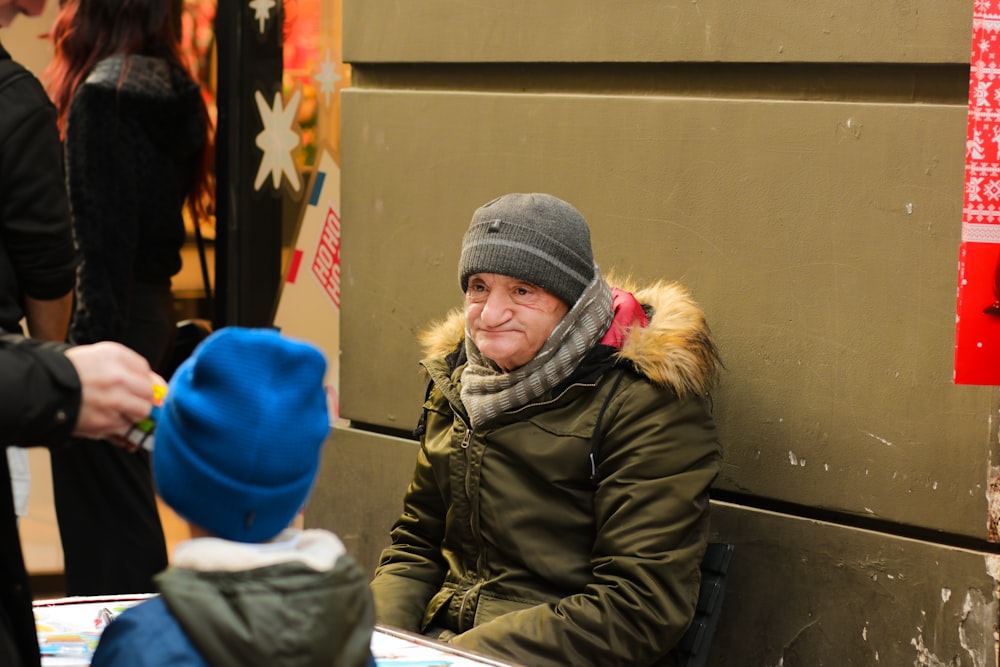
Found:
[46,0,212,597]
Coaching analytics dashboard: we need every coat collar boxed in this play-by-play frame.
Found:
[420,276,721,398]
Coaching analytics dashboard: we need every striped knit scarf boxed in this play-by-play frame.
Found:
[460,268,613,428]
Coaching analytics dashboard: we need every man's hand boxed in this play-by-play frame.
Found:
[64,342,165,440]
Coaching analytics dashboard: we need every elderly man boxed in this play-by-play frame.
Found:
[371,193,723,667]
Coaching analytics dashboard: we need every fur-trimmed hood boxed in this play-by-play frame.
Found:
[418,277,721,398]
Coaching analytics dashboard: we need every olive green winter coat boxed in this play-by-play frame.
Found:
[371,280,722,667]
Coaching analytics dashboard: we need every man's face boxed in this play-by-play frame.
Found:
[0,0,45,28]
[465,272,570,372]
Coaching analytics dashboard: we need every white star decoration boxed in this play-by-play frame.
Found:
[248,0,275,34]
[314,50,341,106]
[254,89,302,193]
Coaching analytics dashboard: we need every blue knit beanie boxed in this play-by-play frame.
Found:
[154,327,330,543]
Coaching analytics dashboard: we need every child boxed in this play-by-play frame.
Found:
[90,327,376,667]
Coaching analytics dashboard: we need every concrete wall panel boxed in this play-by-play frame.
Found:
[305,426,417,577]
[344,1,972,65]
[709,501,998,666]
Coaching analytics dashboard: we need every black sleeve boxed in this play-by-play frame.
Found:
[0,67,78,301]
[0,334,80,446]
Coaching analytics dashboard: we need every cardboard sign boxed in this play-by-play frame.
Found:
[273,150,342,418]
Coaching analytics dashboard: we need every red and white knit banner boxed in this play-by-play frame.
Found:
[956,1,1000,384]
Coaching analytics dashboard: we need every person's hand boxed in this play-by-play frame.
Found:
[64,342,164,440]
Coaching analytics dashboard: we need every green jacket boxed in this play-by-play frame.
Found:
[93,529,376,667]
[371,280,723,667]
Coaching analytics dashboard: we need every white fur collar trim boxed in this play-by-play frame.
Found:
[169,528,347,572]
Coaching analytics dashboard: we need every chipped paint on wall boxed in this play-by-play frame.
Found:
[909,592,999,667]
[979,552,1000,667]
[860,623,881,661]
[864,431,895,447]
[987,463,1000,542]
[985,554,1000,581]
[910,632,957,666]
[957,588,996,667]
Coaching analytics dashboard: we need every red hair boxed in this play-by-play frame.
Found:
[47,0,214,224]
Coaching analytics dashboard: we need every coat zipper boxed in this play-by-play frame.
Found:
[457,420,478,631]
[449,377,606,632]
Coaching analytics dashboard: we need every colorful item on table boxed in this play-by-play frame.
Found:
[123,383,167,451]
[35,598,147,661]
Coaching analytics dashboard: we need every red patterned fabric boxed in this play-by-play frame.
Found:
[956,1,1000,384]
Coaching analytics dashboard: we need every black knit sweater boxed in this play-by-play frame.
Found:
[65,54,206,345]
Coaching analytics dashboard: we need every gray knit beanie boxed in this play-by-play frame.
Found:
[459,193,596,306]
